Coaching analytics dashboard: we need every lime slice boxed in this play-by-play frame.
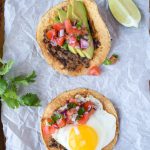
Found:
[108,0,141,27]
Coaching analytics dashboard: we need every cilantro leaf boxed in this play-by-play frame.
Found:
[0,59,14,76]
[55,16,60,23]
[2,96,20,109]
[62,43,68,50]
[67,102,77,109]
[2,90,19,109]
[76,21,82,29]
[77,35,82,41]
[51,113,62,122]
[78,107,85,115]
[20,93,41,107]
[9,82,17,93]
[0,59,41,109]
[103,54,119,65]
[4,89,18,99]
[103,58,112,65]
[11,71,36,86]
[0,78,8,95]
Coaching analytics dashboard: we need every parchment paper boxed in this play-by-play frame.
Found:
[1,0,150,150]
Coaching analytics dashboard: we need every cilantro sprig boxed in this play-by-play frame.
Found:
[0,59,41,109]
[103,54,119,65]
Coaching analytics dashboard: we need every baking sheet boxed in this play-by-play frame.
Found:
[1,0,150,149]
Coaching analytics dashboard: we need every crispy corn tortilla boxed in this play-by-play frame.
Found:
[41,88,119,150]
[36,0,111,76]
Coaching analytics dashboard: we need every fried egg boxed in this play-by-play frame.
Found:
[52,95,116,150]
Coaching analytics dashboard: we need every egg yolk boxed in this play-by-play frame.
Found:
[69,125,99,150]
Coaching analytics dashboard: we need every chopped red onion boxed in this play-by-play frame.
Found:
[72,26,77,29]
[59,29,64,37]
[83,35,89,41]
[80,38,89,49]
[93,106,97,110]
[84,112,88,115]
[60,109,67,115]
[75,45,80,49]
[50,40,57,46]
[87,106,92,112]
[53,124,59,128]
[73,20,77,26]
[76,106,80,111]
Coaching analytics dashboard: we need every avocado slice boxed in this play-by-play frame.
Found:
[72,0,88,26]
[57,4,87,58]
[72,0,94,59]
[58,9,67,23]
[76,48,85,57]
[67,4,85,57]
[67,5,74,21]
[57,9,79,55]
[68,45,77,54]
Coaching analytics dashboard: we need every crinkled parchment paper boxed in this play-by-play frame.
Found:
[1,0,150,149]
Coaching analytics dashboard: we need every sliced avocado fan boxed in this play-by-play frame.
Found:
[68,45,77,54]
[67,5,74,21]
[57,0,94,59]
[67,4,85,57]
[58,9,67,23]
[72,0,94,59]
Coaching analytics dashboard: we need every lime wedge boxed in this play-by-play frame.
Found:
[108,0,141,27]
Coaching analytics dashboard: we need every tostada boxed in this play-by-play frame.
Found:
[41,88,119,150]
[36,0,111,76]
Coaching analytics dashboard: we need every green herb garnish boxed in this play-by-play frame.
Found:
[20,93,41,106]
[76,115,81,121]
[103,54,119,65]
[48,120,55,125]
[0,59,14,75]
[62,43,68,50]
[11,71,36,86]
[0,59,41,109]
[78,107,85,115]
[103,58,112,65]
[55,16,60,23]
[67,102,77,109]
[77,35,82,41]
[51,113,62,122]
[76,21,82,29]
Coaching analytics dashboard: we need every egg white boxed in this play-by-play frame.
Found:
[52,95,116,150]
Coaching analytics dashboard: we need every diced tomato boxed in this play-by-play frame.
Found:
[71,28,82,35]
[43,118,53,126]
[69,36,77,44]
[66,108,77,116]
[81,27,88,35]
[64,19,86,36]
[56,36,65,46]
[78,113,89,124]
[69,98,77,103]
[42,124,58,135]
[53,23,65,31]
[68,36,79,48]
[70,42,79,48]
[83,101,94,111]
[88,109,95,116]
[57,118,66,128]
[64,19,73,33]
[65,34,70,40]
[66,116,73,124]
[46,118,53,124]
[88,66,101,76]
[46,29,57,40]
